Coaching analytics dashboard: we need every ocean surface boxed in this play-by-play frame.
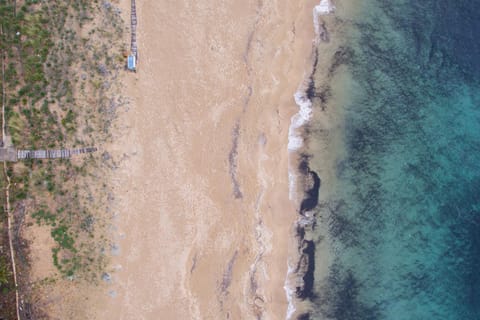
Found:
[295,0,480,319]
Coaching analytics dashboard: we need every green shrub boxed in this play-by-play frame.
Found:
[0,256,11,286]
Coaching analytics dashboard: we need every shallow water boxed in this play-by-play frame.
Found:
[300,0,480,318]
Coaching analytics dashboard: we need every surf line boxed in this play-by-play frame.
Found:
[284,1,335,319]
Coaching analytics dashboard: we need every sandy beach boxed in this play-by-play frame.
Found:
[94,0,319,319]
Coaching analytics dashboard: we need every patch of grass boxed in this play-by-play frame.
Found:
[51,225,75,251]
[61,109,76,133]
[31,209,56,226]
[51,232,83,278]
[0,257,11,286]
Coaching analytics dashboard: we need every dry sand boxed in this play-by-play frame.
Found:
[97,0,319,319]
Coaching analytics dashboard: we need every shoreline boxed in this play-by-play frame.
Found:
[284,1,336,318]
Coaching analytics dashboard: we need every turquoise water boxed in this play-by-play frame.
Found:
[302,0,480,319]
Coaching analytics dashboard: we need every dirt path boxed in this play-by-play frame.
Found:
[1,28,20,320]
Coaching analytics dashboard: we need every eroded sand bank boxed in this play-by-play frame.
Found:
[100,1,318,319]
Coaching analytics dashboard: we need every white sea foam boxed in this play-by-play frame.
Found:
[287,91,313,152]
[288,171,298,201]
[315,0,336,17]
[287,0,335,154]
[285,1,335,319]
[288,91,313,201]
[284,261,297,319]
[314,0,336,43]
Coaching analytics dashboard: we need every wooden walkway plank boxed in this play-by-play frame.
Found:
[131,0,138,59]
[16,147,97,160]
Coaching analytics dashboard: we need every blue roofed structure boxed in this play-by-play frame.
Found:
[127,54,136,71]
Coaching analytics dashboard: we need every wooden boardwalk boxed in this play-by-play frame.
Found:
[131,0,137,59]
[16,147,97,160]
[0,146,97,162]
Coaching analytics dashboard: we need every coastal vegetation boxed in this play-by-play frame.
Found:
[1,0,125,317]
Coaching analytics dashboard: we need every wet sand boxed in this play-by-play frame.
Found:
[99,0,319,319]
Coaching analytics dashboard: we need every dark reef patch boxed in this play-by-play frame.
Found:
[306,79,316,101]
[328,46,354,76]
[295,239,316,300]
[306,48,319,101]
[297,154,321,221]
[326,199,361,249]
[314,265,381,320]
[297,313,310,320]
[291,152,322,305]
[298,153,312,175]
[317,21,330,43]
[299,170,321,215]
